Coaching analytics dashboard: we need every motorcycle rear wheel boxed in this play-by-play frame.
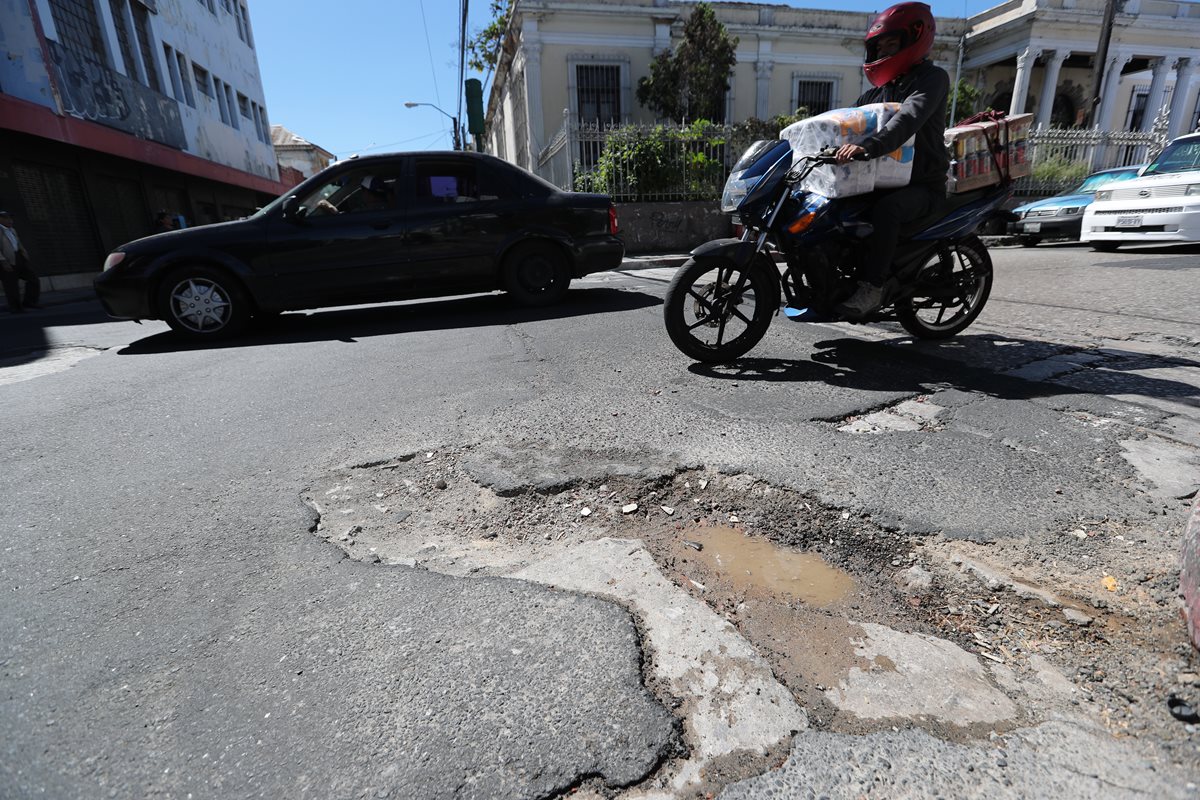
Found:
[663,257,778,363]
[896,236,992,339]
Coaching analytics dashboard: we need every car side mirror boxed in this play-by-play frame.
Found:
[281,195,307,220]
[1137,165,1147,177]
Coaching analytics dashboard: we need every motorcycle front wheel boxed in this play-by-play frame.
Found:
[896,236,993,339]
[663,256,778,363]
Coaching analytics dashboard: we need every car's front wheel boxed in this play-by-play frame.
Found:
[502,242,571,306]
[157,265,250,339]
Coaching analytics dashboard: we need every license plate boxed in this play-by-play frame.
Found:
[1023,222,1041,233]
[1115,216,1142,228]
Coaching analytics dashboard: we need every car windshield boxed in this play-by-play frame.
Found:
[1143,139,1200,175]
[1073,169,1141,194]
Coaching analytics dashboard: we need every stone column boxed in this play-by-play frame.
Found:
[523,41,545,166]
[1142,57,1171,132]
[1009,46,1041,117]
[1095,51,1133,130]
[1035,50,1069,127]
[755,59,774,120]
[1167,57,1197,139]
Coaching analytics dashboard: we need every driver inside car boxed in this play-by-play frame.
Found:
[315,175,393,215]
[832,2,950,319]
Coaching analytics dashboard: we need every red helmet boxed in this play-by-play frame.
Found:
[863,2,936,88]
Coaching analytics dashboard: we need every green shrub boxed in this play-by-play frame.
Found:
[1031,155,1090,186]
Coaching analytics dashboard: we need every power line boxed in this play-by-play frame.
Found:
[418,0,442,107]
[333,129,447,157]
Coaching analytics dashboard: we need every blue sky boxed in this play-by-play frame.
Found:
[249,0,1009,159]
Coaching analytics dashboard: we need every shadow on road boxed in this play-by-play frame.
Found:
[688,333,1200,408]
[0,297,111,366]
[117,287,661,355]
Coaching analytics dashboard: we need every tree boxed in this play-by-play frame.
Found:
[947,79,983,126]
[636,3,738,123]
[467,0,511,74]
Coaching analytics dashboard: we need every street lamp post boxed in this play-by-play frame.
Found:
[404,101,461,151]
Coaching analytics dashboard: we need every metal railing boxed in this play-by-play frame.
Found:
[536,119,1172,202]
[536,121,767,202]
[1014,124,1168,197]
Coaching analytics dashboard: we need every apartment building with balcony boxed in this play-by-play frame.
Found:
[0,0,285,287]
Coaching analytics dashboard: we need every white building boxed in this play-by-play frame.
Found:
[485,0,1200,172]
[0,0,285,285]
[272,125,335,180]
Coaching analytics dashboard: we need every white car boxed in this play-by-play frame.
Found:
[1080,132,1200,251]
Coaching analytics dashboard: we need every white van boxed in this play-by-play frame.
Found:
[1080,132,1200,251]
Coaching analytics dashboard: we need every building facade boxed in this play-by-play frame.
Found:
[271,125,334,180]
[0,0,285,287]
[485,0,1200,172]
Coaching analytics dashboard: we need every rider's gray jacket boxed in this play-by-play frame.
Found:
[855,59,950,188]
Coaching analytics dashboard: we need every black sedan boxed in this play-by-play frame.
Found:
[95,151,623,338]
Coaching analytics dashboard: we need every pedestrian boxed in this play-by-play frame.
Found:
[152,210,176,234]
[832,2,950,319]
[0,210,41,313]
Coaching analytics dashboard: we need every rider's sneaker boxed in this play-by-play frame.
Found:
[835,281,883,319]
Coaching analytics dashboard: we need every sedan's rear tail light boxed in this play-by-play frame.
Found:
[608,205,619,235]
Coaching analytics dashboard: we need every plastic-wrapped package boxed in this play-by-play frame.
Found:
[779,103,916,198]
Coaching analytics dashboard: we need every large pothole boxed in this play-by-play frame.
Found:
[301,443,1199,793]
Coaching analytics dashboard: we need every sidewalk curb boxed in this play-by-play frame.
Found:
[619,255,690,271]
[1181,494,1200,651]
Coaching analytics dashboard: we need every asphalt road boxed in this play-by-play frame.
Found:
[1,240,1197,798]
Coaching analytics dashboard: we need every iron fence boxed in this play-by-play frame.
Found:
[1014,126,1168,197]
[536,120,1172,202]
[536,121,767,202]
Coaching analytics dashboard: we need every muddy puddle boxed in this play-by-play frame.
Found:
[687,525,856,607]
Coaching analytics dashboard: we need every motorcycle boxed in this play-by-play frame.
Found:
[662,140,1013,363]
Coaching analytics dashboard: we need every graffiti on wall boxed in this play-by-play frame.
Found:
[46,40,187,150]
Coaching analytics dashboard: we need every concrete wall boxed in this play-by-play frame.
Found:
[617,200,730,255]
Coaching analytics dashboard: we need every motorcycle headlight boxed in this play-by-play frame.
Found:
[721,169,755,213]
[1186,184,1200,196]
[1094,190,1112,201]
[1057,206,1082,216]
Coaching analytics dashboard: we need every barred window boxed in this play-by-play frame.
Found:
[193,63,211,98]
[795,80,833,116]
[577,65,621,124]
[108,0,138,78]
[130,1,160,92]
[47,0,108,65]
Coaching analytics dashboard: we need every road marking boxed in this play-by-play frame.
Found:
[0,346,104,386]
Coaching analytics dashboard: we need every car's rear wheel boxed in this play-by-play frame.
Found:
[157,265,250,339]
[502,242,571,306]
[1091,242,1121,252]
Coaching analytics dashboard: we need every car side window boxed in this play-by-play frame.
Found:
[301,167,402,217]
[413,161,508,205]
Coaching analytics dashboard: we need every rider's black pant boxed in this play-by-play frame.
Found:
[860,183,945,286]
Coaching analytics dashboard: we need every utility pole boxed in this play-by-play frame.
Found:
[1086,0,1121,128]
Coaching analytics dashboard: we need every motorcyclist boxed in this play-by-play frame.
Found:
[833,2,950,319]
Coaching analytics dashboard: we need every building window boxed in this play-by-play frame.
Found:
[176,50,195,107]
[237,92,252,121]
[193,63,211,98]
[163,44,183,101]
[197,0,216,13]
[130,1,160,92]
[221,0,232,11]
[108,0,138,78]
[224,83,239,129]
[238,4,254,48]
[576,64,621,125]
[47,0,109,66]
[213,77,230,123]
[257,105,270,144]
[234,3,246,41]
[795,80,834,116]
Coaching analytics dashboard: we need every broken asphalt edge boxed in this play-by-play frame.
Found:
[1181,493,1200,651]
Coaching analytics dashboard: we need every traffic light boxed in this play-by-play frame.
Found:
[465,79,485,136]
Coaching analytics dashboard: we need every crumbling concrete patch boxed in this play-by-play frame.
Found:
[1182,494,1200,650]
[513,538,807,797]
[1120,437,1200,501]
[461,444,689,497]
[717,720,1194,800]
[826,622,1017,726]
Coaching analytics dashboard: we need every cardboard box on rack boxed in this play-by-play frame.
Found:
[945,113,1033,193]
